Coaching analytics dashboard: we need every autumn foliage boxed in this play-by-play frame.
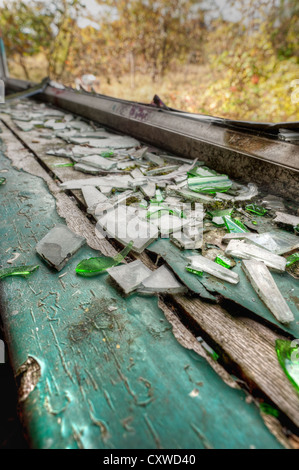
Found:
[0,0,298,122]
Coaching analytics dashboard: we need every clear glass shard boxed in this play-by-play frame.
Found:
[275,339,299,393]
[74,163,99,175]
[186,254,240,284]
[80,155,117,171]
[242,259,294,324]
[81,186,108,214]
[137,264,186,294]
[107,259,152,294]
[225,239,286,272]
[36,224,86,271]
[97,206,159,253]
[0,265,39,280]
[274,212,299,228]
[262,194,286,211]
[234,183,258,201]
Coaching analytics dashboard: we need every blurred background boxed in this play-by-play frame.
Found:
[0,0,298,125]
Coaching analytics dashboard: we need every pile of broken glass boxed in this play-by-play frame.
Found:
[2,100,298,326]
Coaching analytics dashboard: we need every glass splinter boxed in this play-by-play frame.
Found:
[222,215,249,233]
[0,177,6,185]
[275,339,299,394]
[215,255,233,269]
[76,241,133,277]
[52,162,75,167]
[259,403,280,418]
[245,204,267,216]
[185,266,203,276]
[286,252,299,267]
[0,265,39,280]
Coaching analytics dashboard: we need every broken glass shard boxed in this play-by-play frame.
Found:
[74,163,99,175]
[188,175,232,194]
[242,259,294,324]
[80,155,117,171]
[223,215,249,233]
[36,224,86,271]
[286,253,299,267]
[137,264,186,294]
[107,259,152,294]
[186,266,203,276]
[81,185,109,214]
[259,403,280,418]
[225,240,286,272]
[234,183,258,201]
[76,241,133,277]
[186,255,240,284]
[0,177,6,185]
[52,162,74,168]
[0,264,39,280]
[140,182,156,198]
[245,204,267,216]
[101,151,115,158]
[150,189,164,203]
[188,166,216,178]
[274,212,299,229]
[197,337,219,361]
[171,231,202,250]
[97,205,159,253]
[150,213,189,236]
[275,339,299,393]
[222,230,299,255]
[262,194,286,211]
[215,255,233,269]
[144,152,165,166]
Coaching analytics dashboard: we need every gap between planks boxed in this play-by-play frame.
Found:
[1,112,299,434]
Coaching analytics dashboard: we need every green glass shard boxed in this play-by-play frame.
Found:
[215,255,233,269]
[150,189,164,203]
[286,252,299,267]
[197,337,219,361]
[275,339,299,393]
[188,175,232,194]
[259,403,280,418]
[0,264,39,280]
[187,166,217,178]
[185,266,203,276]
[52,162,75,167]
[0,177,6,185]
[222,215,249,233]
[101,151,114,158]
[76,241,133,277]
[245,204,267,216]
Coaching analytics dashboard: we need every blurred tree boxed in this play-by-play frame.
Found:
[0,0,85,80]
[96,0,207,82]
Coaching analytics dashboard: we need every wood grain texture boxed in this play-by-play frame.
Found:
[1,110,299,435]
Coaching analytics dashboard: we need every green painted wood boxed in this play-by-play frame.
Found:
[147,239,299,338]
[0,142,283,449]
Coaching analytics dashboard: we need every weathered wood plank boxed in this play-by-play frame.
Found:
[0,131,285,449]
[1,108,299,433]
[171,294,299,428]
